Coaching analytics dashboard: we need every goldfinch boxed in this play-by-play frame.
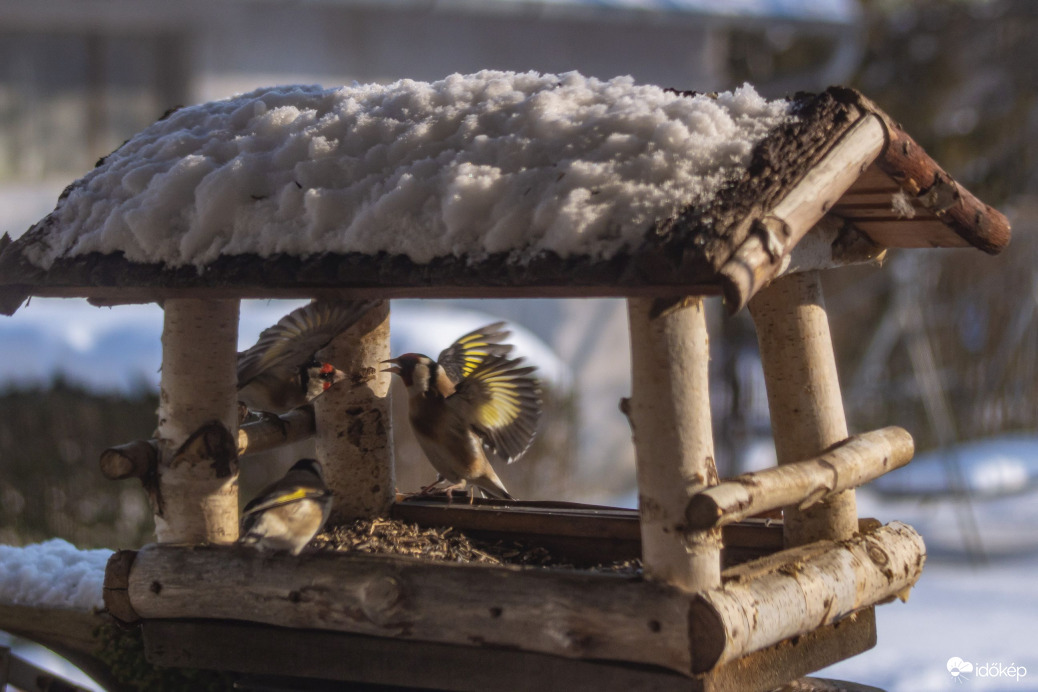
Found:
[383,323,541,500]
[237,300,377,415]
[238,458,332,555]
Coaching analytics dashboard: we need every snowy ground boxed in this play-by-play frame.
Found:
[819,488,1038,691]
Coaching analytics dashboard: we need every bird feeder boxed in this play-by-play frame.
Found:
[0,75,1009,691]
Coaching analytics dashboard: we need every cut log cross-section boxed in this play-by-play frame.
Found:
[625,297,721,591]
[155,298,241,545]
[314,300,395,522]
[749,271,857,546]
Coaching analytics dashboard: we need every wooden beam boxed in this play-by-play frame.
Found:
[690,522,924,673]
[125,543,695,674]
[718,114,887,313]
[625,297,721,591]
[313,300,395,521]
[16,281,725,303]
[748,272,857,546]
[686,427,914,530]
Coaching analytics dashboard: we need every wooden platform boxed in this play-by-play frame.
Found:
[97,500,911,692]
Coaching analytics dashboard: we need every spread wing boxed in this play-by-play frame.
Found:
[450,355,541,463]
[237,300,377,388]
[437,322,514,385]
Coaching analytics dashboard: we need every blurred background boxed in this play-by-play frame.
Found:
[1,0,1037,689]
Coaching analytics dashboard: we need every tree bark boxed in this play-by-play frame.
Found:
[686,427,914,530]
[625,297,721,591]
[124,543,693,674]
[314,300,395,521]
[749,272,857,546]
[689,521,925,673]
[155,298,240,544]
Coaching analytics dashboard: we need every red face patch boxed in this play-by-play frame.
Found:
[320,363,335,374]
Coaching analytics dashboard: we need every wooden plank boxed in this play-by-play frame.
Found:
[686,427,914,530]
[16,281,725,303]
[390,498,784,567]
[829,204,932,220]
[851,220,973,248]
[141,607,875,692]
[144,619,702,692]
[126,543,696,673]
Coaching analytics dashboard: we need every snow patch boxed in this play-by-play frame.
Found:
[0,539,111,611]
[25,71,791,269]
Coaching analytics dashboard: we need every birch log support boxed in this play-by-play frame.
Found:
[314,300,394,522]
[749,272,857,546]
[687,427,914,530]
[156,298,240,544]
[625,297,721,591]
[689,521,925,673]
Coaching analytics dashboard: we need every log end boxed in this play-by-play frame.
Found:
[103,550,141,626]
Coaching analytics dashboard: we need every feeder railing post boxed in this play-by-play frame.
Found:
[155,298,241,544]
[625,297,721,591]
[749,271,858,545]
[314,299,395,522]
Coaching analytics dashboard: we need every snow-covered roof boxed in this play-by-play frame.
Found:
[0,71,1010,314]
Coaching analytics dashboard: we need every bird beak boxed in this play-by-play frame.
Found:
[381,358,402,375]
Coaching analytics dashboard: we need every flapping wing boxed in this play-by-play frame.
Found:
[451,355,541,463]
[437,321,514,385]
[237,300,377,388]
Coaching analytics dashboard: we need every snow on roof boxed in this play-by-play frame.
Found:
[22,71,791,270]
[0,539,111,611]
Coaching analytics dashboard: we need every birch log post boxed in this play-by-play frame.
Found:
[687,426,914,530]
[155,299,240,544]
[689,521,925,672]
[749,272,857,546]
[625,297,721,591]
[313,300,394,521]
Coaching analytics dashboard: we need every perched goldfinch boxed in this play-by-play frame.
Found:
[237,300,377,415]
[383,323,541,500]
[238,458,333,555]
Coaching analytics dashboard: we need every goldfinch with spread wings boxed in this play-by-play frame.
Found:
[237,299,377,416]
[383,323,541,500]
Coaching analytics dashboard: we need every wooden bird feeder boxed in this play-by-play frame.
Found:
[0,82,1010,691]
